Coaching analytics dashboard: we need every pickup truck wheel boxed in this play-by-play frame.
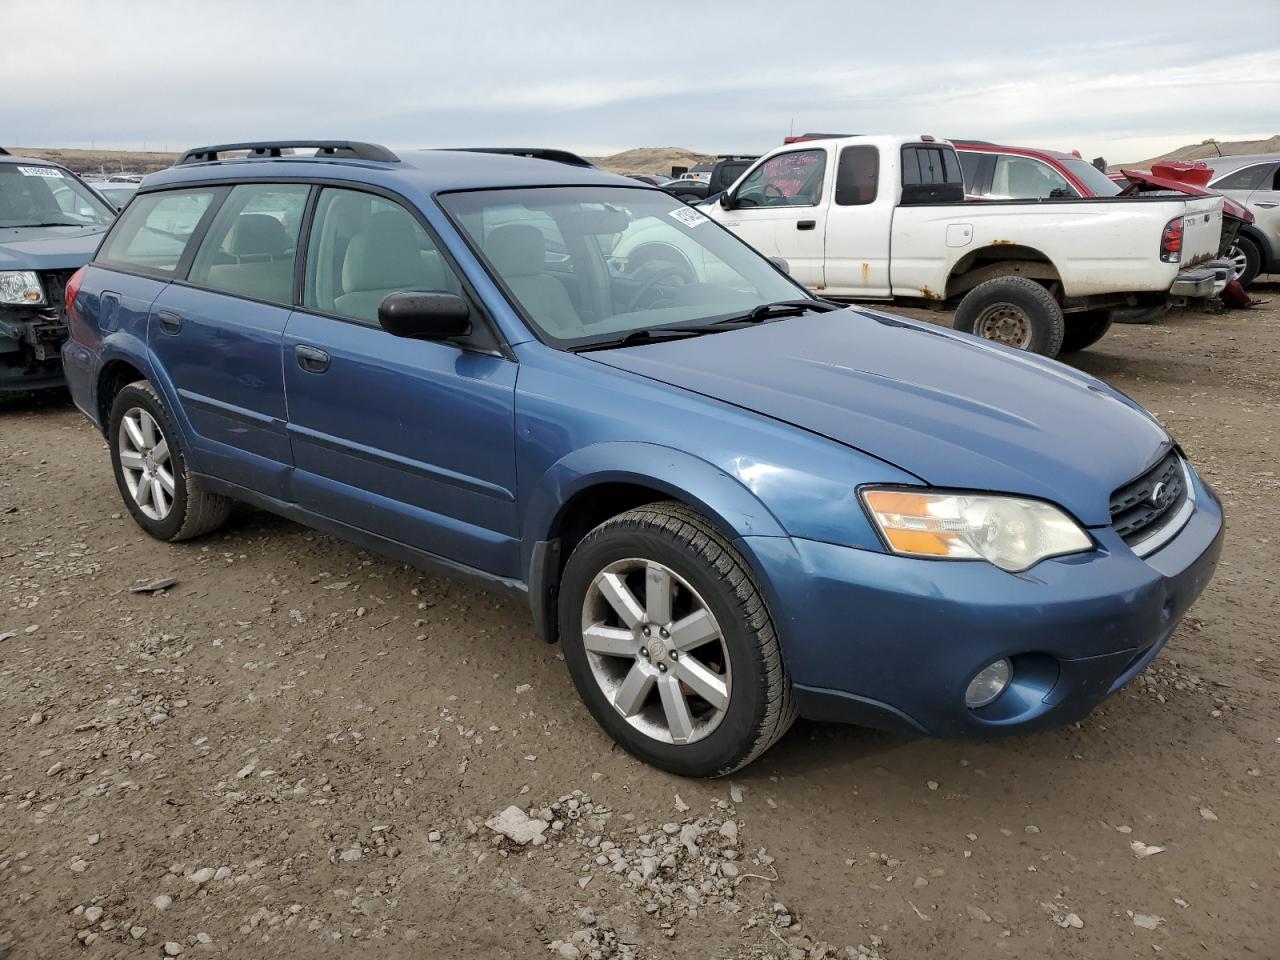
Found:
[558,501,796,777]
[1060,311,1113,353]
[1228,235,1261,287]
[108,380,232,542]
[1111,303,1170,325]
[954,276,1065,357]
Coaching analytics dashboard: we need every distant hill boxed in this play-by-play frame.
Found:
[1121,135,1280,169]
[589,147,714,176]
[9,146,178,176]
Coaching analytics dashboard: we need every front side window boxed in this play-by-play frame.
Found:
[97,189,216,275]
[733,150,827,207]
[304,187,461,325]
[0,163,115,228]
[187,183,309,305]
[989,154,1077,200]
[835,146,879,206]
[441,186,805,347]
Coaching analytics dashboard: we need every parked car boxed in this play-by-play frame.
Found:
[1171,155,1278,287]
[661,156,757,203]
[626,174,670,187]
[62,139,1223,777]
[703,136,1231,357]
[0,147,118,392]
[96,181,141,211]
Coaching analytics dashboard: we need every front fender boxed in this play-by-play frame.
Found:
[520,440,790,576]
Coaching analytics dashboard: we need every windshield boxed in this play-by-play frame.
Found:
[441,186,807,347]
[0,164,116,227]
[1060,158,1122,197]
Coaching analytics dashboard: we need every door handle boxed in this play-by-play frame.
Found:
[295,344,330,373]
[797,220,816,231]
[1255,201,1279,209]
[156,311,183,335]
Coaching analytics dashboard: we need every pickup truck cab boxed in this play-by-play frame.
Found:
[703,136,1230,357]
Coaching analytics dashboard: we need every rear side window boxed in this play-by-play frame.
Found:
[835,146,879,206]
[97,190,216,275]
[900,145,964,204]
[1211,163,1274,192]
[304,187,461,325]
[187,183,309,305]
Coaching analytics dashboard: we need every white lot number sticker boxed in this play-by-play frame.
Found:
[18,166,64,178]
[669,206,709,228]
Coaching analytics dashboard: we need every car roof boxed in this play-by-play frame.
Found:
[0,153,68,169]
[139,148,638,199]
[952,141,1081,161]
[1201,153,1280,173]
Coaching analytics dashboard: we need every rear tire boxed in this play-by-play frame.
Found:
[953,276,1065,357]
[108,380,232,542]
[1228,235,1262,288]
[1060,311,1113,352]
[558,501,796,777]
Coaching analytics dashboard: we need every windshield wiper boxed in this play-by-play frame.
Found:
[11,221,87,228]
[572,325,724,353]
[713,298,843,325]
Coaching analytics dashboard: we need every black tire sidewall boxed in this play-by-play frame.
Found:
[1234,235,1262,288]
[954,277,1065,356]
[558,521,770,778]
[108,382,192,542]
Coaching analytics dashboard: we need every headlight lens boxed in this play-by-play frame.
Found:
[861,488,1093,572]
[0,271,45,305]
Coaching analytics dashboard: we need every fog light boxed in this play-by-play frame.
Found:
[965,658,1012,708]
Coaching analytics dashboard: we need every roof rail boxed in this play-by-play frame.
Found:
[948,139,994,146]
[444,147,595,168]
[716,154,759,160]
[176,140,399,166]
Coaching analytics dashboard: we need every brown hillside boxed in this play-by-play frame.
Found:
[589,147,714,176]
[1121,135,1280,168]
[8,146,178,176]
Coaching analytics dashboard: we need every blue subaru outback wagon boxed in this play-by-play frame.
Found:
[61,140,1223,777]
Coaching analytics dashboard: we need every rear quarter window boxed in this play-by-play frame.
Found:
[97,189,217,276]
[1211,163,1275,192]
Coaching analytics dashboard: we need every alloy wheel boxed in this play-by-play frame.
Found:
[580,558,731,745]
[118,407,175,520]
[1227,243,1249,281]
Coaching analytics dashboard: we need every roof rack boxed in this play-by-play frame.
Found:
[176,140,399,166]
[716,154,759,160]
[444,147,595,168]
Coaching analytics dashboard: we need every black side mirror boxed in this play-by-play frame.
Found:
[378,292,472,340]
[719,192,737,210]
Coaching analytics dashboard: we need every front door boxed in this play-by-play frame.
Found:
[713,148,830,290]
[283,186,520,577]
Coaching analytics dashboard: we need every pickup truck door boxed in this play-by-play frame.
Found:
[713,147,829,289]
[821,144,894,298]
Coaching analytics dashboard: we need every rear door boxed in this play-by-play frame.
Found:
[1243,162,1280,262]
[283,186,520,576]
[715,148,830,288]
[146,182,310,500]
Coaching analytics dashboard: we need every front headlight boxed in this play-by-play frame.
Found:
[861,488,1093,573]
[0,271,45,306]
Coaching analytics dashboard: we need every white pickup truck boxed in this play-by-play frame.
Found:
[700,135,1230,357]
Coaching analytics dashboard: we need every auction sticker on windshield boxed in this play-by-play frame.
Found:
[18,166,64,178]
[669,206,708,228]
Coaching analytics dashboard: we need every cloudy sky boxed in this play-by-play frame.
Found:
[5,0,1277,164]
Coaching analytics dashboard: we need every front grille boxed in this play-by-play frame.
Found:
[1110,451,1188,546]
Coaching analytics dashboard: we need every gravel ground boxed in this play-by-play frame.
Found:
[2,290,1278,959]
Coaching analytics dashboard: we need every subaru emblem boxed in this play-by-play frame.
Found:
[1148,481,1169,508]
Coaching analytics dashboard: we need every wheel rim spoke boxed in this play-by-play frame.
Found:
[614,663,655,717]
[156,465,176,495]
[598,572,645,628]
[658,675,695,743]
[135,476,153,507]
[645,562,673,624]
[139,411,157,448]
[151,478,168,514]
[583,624,637,658]
[668,607,719,652]
[151,438,170,466]
[122,415,146,451]
[119,450,146,472]
[672,655,729,710]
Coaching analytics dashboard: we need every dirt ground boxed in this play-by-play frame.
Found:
[2,289,1278,960]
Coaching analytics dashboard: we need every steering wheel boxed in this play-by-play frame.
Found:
[762,183,787,204]
[627,263,691,311]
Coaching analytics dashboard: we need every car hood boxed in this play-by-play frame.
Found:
[0,225,107,271]
[588,309,1172,526]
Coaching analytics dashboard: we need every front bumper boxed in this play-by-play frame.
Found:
[744,467,1224,738]
[1,310,68,393]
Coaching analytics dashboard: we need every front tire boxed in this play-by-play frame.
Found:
[558,502,796,777]
[953,276,1065,357]
[1228,235,1262,288]
[108,380,232,542]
